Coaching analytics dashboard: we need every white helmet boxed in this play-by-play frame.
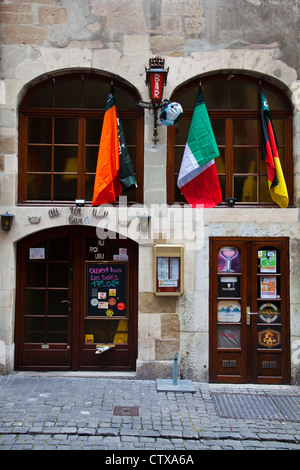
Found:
[160,102,183,126]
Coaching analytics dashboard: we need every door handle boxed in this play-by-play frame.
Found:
[246,306,258,325]
[61,299,72,312]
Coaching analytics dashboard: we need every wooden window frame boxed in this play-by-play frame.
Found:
[167,74,293,207]
[18,73,144,206]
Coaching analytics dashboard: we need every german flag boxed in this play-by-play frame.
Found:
[261,91,289,208]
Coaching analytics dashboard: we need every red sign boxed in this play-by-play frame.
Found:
[150,72,164,102]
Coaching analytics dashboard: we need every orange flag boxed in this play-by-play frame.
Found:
[92,86,122,206]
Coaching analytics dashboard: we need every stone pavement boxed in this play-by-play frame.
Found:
[0,372,300,452]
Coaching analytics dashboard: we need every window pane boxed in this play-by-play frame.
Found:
[27,174,51,200]
[54,118,78,144]
[175,118,190,145]
[84,80,111,109]
[28,146,52,172]
[25,290,46,315]
[218,175,225,199]
[27,83,52,108]
[54,78,82,108]
[54,147,78,172]
[215,148,225,173]
[174,177,186,202]
[86,147,98,173]
[202,80,228,109]
[234,148,257,173]
[230,80,257,109]
[48,237,69,260]
[176,87,199,110]
[211,119,225,145]
[85,174,94,201]
[264,89,287,110]
[53,174,77,200]
[115,86,138,110]
[259,176,273,202]
[121,119,137,145]
[272,120,284,146]
[235,175,257,202]
[85,320,106,343]
[174,147,185,173]
[48,290,69,315]
[48,263,69,287]
[107,320,128,343]
[86,118,102,144]
[24,317,45,343]
[233,120,258,145]
[28,117,52,144]
[47,317,68,343]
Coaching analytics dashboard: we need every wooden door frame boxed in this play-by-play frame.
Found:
[209,236,290,384]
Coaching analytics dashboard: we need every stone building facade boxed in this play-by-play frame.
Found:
[0,0,299,383]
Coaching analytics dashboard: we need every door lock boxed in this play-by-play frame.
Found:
[246,306,258,325]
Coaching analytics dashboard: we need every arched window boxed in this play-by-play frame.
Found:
[167,74,293,206]
[18,73,144,205]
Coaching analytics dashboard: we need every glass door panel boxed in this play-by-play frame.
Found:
[20,233,72,368]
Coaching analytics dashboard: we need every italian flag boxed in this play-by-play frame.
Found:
[92,86,136,206]
[177,90,222,208]
[261,91,289,208]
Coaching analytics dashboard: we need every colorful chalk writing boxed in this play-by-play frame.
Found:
[86,262,127,318]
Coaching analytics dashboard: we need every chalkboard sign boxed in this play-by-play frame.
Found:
[85,262,128,319]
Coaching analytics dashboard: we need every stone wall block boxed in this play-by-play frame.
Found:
[155,339,179,360]
[38,6,68,25]
[1,25,46,45]
[139,292,177,313]
[161,314,180,339]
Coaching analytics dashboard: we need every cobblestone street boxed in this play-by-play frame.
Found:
[0,372,300,452]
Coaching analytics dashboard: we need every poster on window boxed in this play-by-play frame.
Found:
[217,301,241,323]
[217,246,241,273]
[218,276,240,298]
[258,302,280,323]
[260,276,277,299]
[258,250,277,273]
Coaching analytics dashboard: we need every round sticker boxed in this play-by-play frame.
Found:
[108,298,116,306]
[258,303,279,323]
[117,302,125,311]
[90,298,98,307]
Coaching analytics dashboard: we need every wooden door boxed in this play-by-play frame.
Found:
[76,229,138,371]
[15,227,73,370]
[209,237,290,384]
[15,226,138,371]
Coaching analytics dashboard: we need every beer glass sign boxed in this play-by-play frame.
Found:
[218,246,241,273]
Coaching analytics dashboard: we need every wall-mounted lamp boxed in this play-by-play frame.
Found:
[0,212,14,231]
[139,214,151,233]
[137,57,169,144]
[75,199,85,207]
